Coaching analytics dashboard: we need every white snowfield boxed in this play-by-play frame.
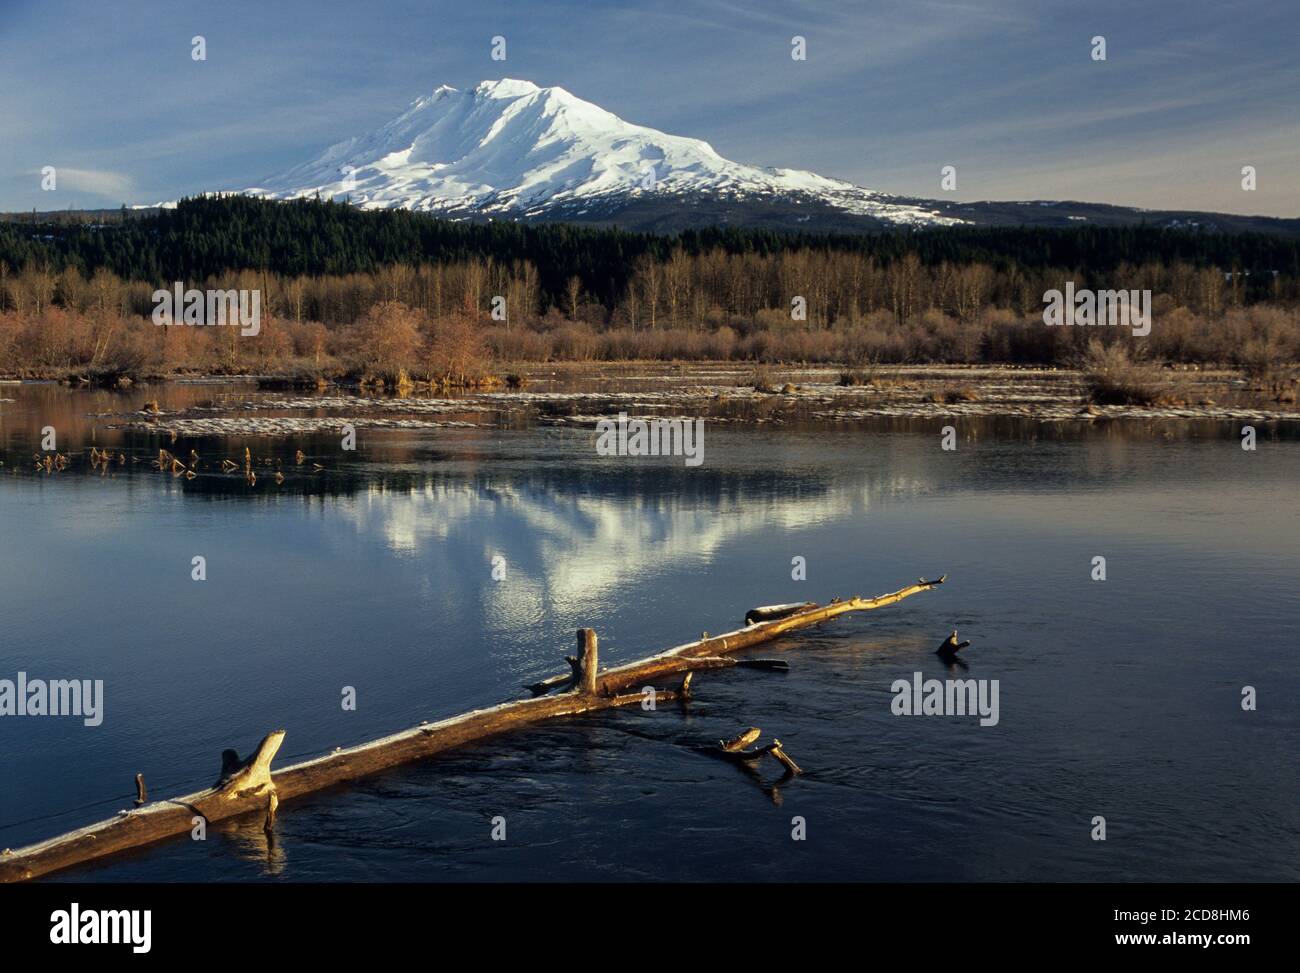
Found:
[242,79,963,226]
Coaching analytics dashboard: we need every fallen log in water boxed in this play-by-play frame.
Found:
[0,576,945,883]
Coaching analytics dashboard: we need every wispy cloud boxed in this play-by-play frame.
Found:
[42,167,134,198]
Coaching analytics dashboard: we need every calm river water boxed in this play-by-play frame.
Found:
[0,381,1296,881]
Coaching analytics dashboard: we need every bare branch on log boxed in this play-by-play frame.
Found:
[216,731,286,801]
[576,629,599,696]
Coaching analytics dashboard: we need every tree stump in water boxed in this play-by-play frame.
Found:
[935,630,971,659]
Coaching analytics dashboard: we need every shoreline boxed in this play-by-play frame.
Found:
[53,362,1300,432]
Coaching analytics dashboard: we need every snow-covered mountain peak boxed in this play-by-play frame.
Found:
[473,78,541,98]
[244,80,962,227]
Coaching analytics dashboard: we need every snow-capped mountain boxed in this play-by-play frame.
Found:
[245,79,962,228]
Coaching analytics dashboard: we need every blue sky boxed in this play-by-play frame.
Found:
[2,0,1296,215]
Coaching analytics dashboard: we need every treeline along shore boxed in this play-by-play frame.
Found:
[1,195,1297,388]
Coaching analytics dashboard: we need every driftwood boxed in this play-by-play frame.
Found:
[715,727,802,774]
[767,741,802,775]
[0,576,945,883]
[721,727,763,752]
